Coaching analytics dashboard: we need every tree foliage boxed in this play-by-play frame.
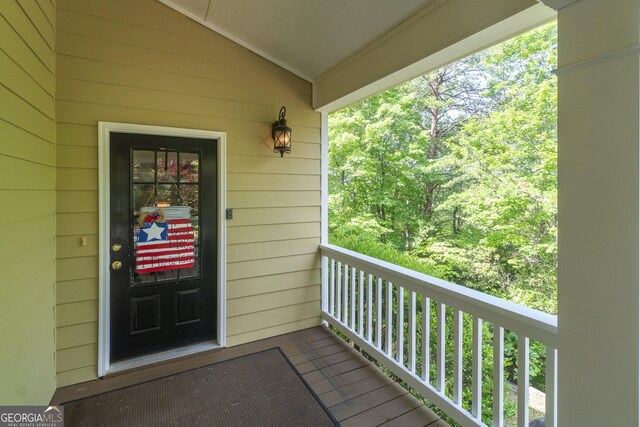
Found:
[329,23,557,314]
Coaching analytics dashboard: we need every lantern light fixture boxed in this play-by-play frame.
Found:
[272,106,292,157]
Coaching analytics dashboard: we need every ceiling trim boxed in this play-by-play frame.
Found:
[537,0,579,10]
[314,2,555,113]
[157,0,314,83]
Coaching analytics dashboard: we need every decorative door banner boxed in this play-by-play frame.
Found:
[135,206,195,273]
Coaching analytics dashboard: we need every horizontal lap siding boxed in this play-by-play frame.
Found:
[55,0,321,386]
[0,0,56,404]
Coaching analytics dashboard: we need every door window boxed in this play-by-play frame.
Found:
[132,149,201,285]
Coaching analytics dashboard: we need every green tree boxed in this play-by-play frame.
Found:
[330,22,557,313]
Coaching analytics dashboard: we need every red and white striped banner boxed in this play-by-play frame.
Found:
[135,218,195,273]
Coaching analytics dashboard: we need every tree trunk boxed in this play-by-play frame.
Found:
[453,206,459,235]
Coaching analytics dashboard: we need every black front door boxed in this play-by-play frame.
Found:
[109,132,217,363]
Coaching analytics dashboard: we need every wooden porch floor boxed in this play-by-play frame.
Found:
[51,326,449,426]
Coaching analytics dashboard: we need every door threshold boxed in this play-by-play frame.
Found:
[106,341,221,376]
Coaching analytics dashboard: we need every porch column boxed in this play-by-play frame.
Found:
[557,0,640,424]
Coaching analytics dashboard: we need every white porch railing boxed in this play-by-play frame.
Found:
[320,244,557,427]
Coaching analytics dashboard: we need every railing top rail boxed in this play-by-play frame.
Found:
[320,243,557,347]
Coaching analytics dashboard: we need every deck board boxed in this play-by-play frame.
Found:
[296,349,356,374]
[318,373,393,407]
[288,341,352,364]
[309,364,382,395]
[340,394,423,426]
[50,326,447,426]
[379,405,442,427]
[328,382,409,421]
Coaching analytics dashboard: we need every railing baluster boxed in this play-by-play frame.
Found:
[367,274,373,341]
[343,263,349,325]
[386,281,393,356]
[517,335,530,427]
[358,270,364,335]
[336,261,342,322]
[329,259,335,316]
[351,267,356,329]
[409,291,416,373]
[397,286,405,364]
[422,296,430,382]
[319,245,557,427]
[453,309,463,404]
[322,256,329,317]
[436,303,445,391]
[472,316,483,418]
[493,326,504,427]
[546,346,558,427]
[376,277,382,348]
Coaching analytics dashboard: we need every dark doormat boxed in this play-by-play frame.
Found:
[62,348,339,427]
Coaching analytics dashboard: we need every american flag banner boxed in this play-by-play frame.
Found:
[135,207,195,273]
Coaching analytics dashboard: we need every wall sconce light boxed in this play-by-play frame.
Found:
[272,106,292,157]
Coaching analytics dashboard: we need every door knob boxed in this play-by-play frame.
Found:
[112,261,122,270]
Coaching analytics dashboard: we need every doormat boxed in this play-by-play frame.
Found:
[62,348,339,427]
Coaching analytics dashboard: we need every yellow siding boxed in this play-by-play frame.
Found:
[55,0,321,384]
[228,302,320,336]
[55,278,98,304]
[56,366,96,388]
[56,300,98,328]
[225,317,322,348]
[227,286,321,318]
[56,343,97,372]
[56,322,97,350]
[226,206,320,227]
[227,238,320,263]
[228,270,321,300]
[0,0,56,404]
[227,254,320,282]
[228,223,320,245]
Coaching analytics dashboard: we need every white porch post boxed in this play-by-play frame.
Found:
[557,0,640,423]
[321,112,330,320]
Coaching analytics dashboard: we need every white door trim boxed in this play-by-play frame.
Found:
[97,121,227,377]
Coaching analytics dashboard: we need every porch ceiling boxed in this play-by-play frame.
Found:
[158,0,434,81]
